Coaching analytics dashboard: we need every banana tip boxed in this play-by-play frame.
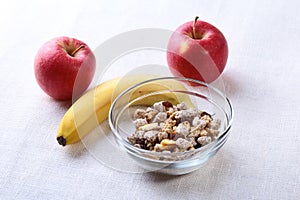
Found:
[57,136,66,146]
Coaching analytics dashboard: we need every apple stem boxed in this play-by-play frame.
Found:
[70,45,85,56]
[192,16,199,39]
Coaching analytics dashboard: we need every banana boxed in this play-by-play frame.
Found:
[56,75,194,146]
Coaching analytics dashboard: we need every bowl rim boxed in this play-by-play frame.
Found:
[108,76,234,161]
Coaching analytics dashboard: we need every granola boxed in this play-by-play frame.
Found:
[127,101,221,152]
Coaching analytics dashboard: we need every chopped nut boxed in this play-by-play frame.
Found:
[138,123,160,131]
[154,139,178,152]
[200,129,208,137]
[200,114,212,124]
[170,111,181,125]
[161,139,176,146]
[161,113,179,135]
[166,107,175,117]
[189,127,201,138]
[158,131,168,141]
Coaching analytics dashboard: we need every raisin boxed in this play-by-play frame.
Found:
[200,111,212,119]
[175,118,181,126]
[194,142,202,149]
[162,101,173,109]
[141,144,147,149]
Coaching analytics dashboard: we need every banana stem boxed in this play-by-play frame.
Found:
[57,136,67,146]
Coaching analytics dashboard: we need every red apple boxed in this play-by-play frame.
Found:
[34,36,96,100]
[167,17,228,83]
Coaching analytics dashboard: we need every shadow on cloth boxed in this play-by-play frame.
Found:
[143,149,233,193]
[220,70,244,99]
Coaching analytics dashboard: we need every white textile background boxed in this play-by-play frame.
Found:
[0,0,300,199]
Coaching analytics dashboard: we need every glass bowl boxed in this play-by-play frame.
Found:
[109,77,233,175]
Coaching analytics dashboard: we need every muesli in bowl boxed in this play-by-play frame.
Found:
[109,77,233,175]
[128,101,221,154]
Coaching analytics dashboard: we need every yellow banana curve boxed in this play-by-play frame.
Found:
[56,75,194,146]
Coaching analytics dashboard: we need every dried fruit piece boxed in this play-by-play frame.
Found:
[175,138,194,151]
[152,112,167,123]
[197,136,212,146]
[133,118,148,128]
[133,109,147,119]
[176,102,187,110]
[175,121,190,137]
